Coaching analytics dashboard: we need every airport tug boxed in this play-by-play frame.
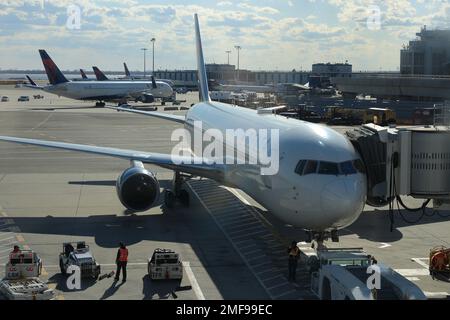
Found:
[148,249,183,280]
[59,241,101,280]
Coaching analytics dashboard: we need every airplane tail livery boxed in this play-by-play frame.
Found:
[124,63,131,78]
[39,50,69,85]
[80,69,88,80]
[194,14,211,102]
[93,66,109,81]
[26,75,38,87]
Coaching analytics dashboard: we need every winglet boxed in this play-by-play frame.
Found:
[92,66,109,81]
[80,69,88,80]
[124,63,131,77]
[39,50,69,85]
[194,14,210,102]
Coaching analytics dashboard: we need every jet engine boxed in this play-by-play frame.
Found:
[137,94,155,103]
[116,161,160,211]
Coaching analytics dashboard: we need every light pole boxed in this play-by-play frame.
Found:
[151,38,156,76]
[234,45,241,81]
[226,50,231,65]
[141,48,148,78]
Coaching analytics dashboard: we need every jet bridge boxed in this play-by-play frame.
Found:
[346,122,450,214]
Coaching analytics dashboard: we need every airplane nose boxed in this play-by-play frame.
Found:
[321,178,366,228]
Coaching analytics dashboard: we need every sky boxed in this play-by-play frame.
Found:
[0,0,449,72]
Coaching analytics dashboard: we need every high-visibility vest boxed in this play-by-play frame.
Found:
[119,248,128,262]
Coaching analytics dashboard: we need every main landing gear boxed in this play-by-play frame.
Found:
[164,171,191,209]
[306,230,339,250]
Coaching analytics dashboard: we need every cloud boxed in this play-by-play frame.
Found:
[0,0,447,72]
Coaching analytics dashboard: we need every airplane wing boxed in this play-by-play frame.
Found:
[106,106,186,124]
[0,135,224,181]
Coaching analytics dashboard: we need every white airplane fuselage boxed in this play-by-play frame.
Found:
[186,101,367,231]
[42,80,173,101]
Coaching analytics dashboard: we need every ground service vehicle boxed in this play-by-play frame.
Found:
[307,248,426,300]
[59,242,101,279]
[17,96,29,102]
[148,249,183,280]
[0,250,54,300]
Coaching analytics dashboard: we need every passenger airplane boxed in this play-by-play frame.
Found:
[122,62,175,87]
[0,15,367,240]
[27,50,173,106]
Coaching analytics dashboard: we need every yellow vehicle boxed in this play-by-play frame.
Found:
[362,108,396,125]
[325,107,396,126]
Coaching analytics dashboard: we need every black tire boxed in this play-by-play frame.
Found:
[164,190,176,208]
[59,258,66,275]
[179,190,190,207]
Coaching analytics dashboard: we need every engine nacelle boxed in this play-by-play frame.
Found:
[137,94,155,103]
[116,161,160,211]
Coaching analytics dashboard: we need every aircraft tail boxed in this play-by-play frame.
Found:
[39,50,69,85]
[26,75,38,87]
[151,76,157,89]
[124,63,131,77]
[92,66,109,81]
[80,69,88,80]
[194,14,210,102]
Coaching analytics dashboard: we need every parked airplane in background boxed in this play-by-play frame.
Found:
[0,15,367,241]
[25,50,173,106]
[80,69,88,80]
[122,62,175,87]
[209,79,310,94]
[92,66,109,81]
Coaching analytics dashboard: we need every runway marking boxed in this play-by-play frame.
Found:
[424,291,450,298]
[29,114,53,132]
[395,269,429,276]
[0,247,13,253]
[0,237,15,242]
[182,261,205,300]
[411,258,429,269]
[378,243,392,249]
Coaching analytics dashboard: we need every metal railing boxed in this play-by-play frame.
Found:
[434,102,450,127]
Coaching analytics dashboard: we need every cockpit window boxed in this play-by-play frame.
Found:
[303,161,318,175]
[295,159,365,176]
[318,162,339,175]
[295,160,307,175]
[340,161,357,175]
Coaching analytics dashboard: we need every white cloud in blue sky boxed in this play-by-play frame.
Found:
[0,0,449,71]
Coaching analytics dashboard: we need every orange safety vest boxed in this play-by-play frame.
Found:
[119,248,128,262]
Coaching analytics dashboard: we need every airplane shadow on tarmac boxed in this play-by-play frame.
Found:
[47,273,97,293]
[142,275,182,300]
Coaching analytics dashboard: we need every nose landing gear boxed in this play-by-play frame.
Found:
[306,230,340,249]
[164,171,191,209]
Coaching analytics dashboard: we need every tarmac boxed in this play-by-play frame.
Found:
[0,85,449,300]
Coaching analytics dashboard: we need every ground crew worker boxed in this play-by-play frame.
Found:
[287,241,300,281]
[115,242,128,282]
[12,245,21,253]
